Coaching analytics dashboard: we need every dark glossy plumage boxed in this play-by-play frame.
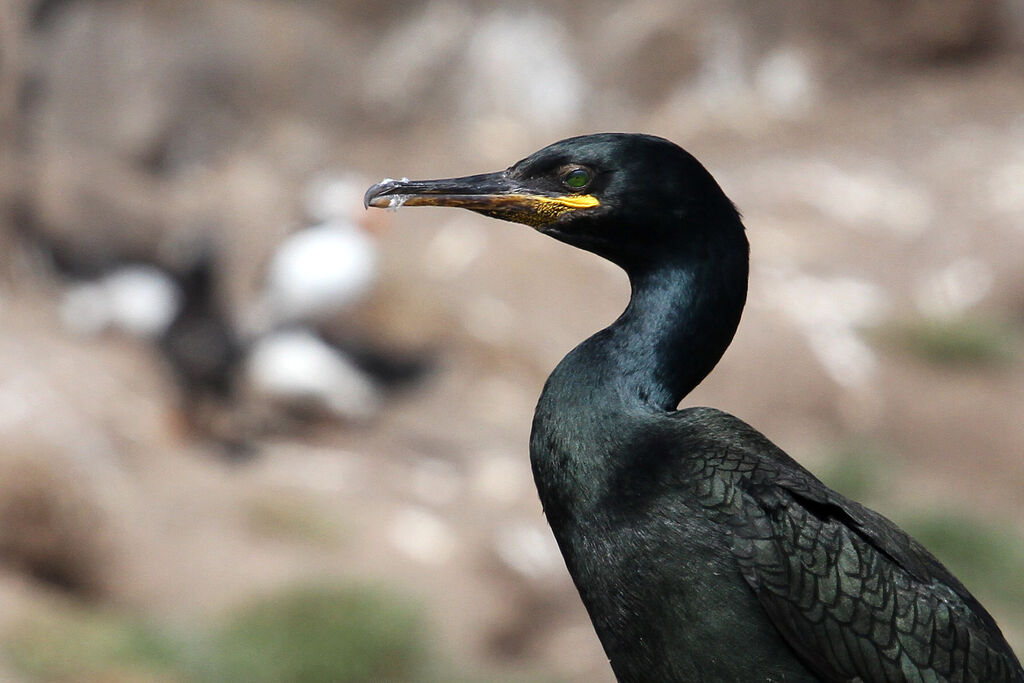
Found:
[365,133,1023,682]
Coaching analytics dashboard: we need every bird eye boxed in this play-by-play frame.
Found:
[562,168,591,190]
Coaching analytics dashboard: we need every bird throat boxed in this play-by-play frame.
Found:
[580,253,746,408]
[617,261,746,409]
[530,248,748,518]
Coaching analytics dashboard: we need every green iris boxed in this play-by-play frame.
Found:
[563,168,590,189]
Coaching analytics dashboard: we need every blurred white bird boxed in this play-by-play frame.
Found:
[59,264,182,339]
[241,171,430,424]
[257,173,380,326]
[262,218,378,323]
[243,327,383,423]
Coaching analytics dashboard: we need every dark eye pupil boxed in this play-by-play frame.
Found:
[564,168,590,189]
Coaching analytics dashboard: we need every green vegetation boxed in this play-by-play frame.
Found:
[5,604,186,682]
[873,315,1021,367]
[201,585,429,683]
[4,584,445,683]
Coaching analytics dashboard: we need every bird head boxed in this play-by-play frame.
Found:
[364,133,743,271]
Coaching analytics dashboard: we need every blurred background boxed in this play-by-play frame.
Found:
[1,0,1023,680]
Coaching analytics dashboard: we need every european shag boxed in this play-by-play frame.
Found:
[365,133,1024,682]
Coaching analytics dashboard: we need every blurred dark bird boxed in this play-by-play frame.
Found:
[157,240,242,427]
[25,220,249,454]
[365,134,1024,682]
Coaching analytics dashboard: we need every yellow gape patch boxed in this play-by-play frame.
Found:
[376,188,601,228]
[506,194,601,228]
[540,194,601,210]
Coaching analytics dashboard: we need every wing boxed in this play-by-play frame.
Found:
[730,480,1024,682]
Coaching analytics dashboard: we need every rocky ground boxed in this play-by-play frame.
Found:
[1,1,1023,681]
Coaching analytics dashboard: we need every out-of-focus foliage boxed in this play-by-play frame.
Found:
[875,315,1022,367]
[201,585,430,683]
[6,584,441,683]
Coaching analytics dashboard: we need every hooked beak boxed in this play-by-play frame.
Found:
[363,171,599,228]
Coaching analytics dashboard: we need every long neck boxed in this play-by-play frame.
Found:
[611,252,747,410]
[530,228,748,521]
